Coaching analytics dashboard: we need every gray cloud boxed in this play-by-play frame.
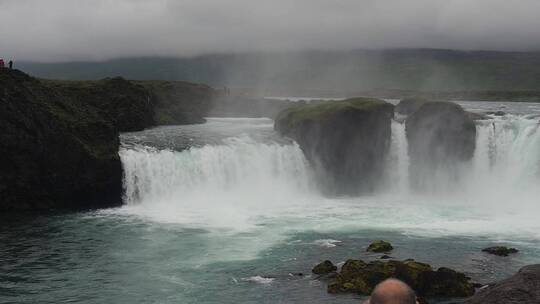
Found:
[1,0,540,61]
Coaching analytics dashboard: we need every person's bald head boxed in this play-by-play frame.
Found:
[365,279,417,304]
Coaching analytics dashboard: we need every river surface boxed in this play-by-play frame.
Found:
[1,101,540,304]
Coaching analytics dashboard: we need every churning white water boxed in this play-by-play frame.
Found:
[119,133,316,230]
[471,116,540,192]
[117,114,540,245]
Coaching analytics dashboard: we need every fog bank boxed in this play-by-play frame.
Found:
[1,0,540,61]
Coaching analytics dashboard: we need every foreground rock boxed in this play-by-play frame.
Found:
[275,98,394,195]
[367,240,394,253]
[405,101,476,191]
[327,259,475,298]
[464,264,540,304]
[312,260,338,275]
[482,246,519,256]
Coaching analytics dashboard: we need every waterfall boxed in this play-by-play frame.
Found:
[120,135,315,214]
[466,116,540,206]
[115,114,540,239]
[386,120,410,194]
[385,115,540,198]
[118,115,540,227]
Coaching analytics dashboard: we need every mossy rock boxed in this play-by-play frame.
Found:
[312,260,337,275]
[482,246,518,257]
[367,240,394,253]
[327,281,342,294]
[325,259,474,298]
[275,97,392,131]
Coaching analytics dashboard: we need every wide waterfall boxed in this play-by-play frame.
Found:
[119,119,318,229]
[121,137,314,206]
[471,116,540,195]
[118,115,540,239]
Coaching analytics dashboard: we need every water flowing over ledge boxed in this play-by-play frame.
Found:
[118,116,540,240]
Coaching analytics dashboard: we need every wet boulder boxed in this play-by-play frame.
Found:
[367,240,394,253]
[327,259,474,298]
[482,246,518,256]
[464,264,540,304]
[405,101,476,191]
[275,98,394,195]
[312,260,338,275]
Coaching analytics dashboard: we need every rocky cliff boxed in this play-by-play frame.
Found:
[0,69,216,210]
[0,69,123,210]
[275,98,394,195]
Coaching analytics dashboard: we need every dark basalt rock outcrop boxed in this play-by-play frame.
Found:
[327,259,475,298]
[482,246,519,256]
[275,98,395,195]
[312,260,338,275]
[0,69,122,210]
[405,101,476,191]
[464,264,540,304]
[367,240,394,253]
[0,69,217,210]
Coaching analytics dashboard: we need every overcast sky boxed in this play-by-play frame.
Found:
[1,0,540,61]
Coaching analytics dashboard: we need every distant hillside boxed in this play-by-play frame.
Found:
[18,49,540,94]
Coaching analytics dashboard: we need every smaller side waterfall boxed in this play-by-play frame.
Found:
[385,115,540,200]
[385,120,410,194]
[466,116,540,205]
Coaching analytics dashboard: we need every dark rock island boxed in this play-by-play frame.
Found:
[275,97,395,195]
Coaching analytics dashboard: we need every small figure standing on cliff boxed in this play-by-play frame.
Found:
[0,59,5,68]
[8,60,13,69]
